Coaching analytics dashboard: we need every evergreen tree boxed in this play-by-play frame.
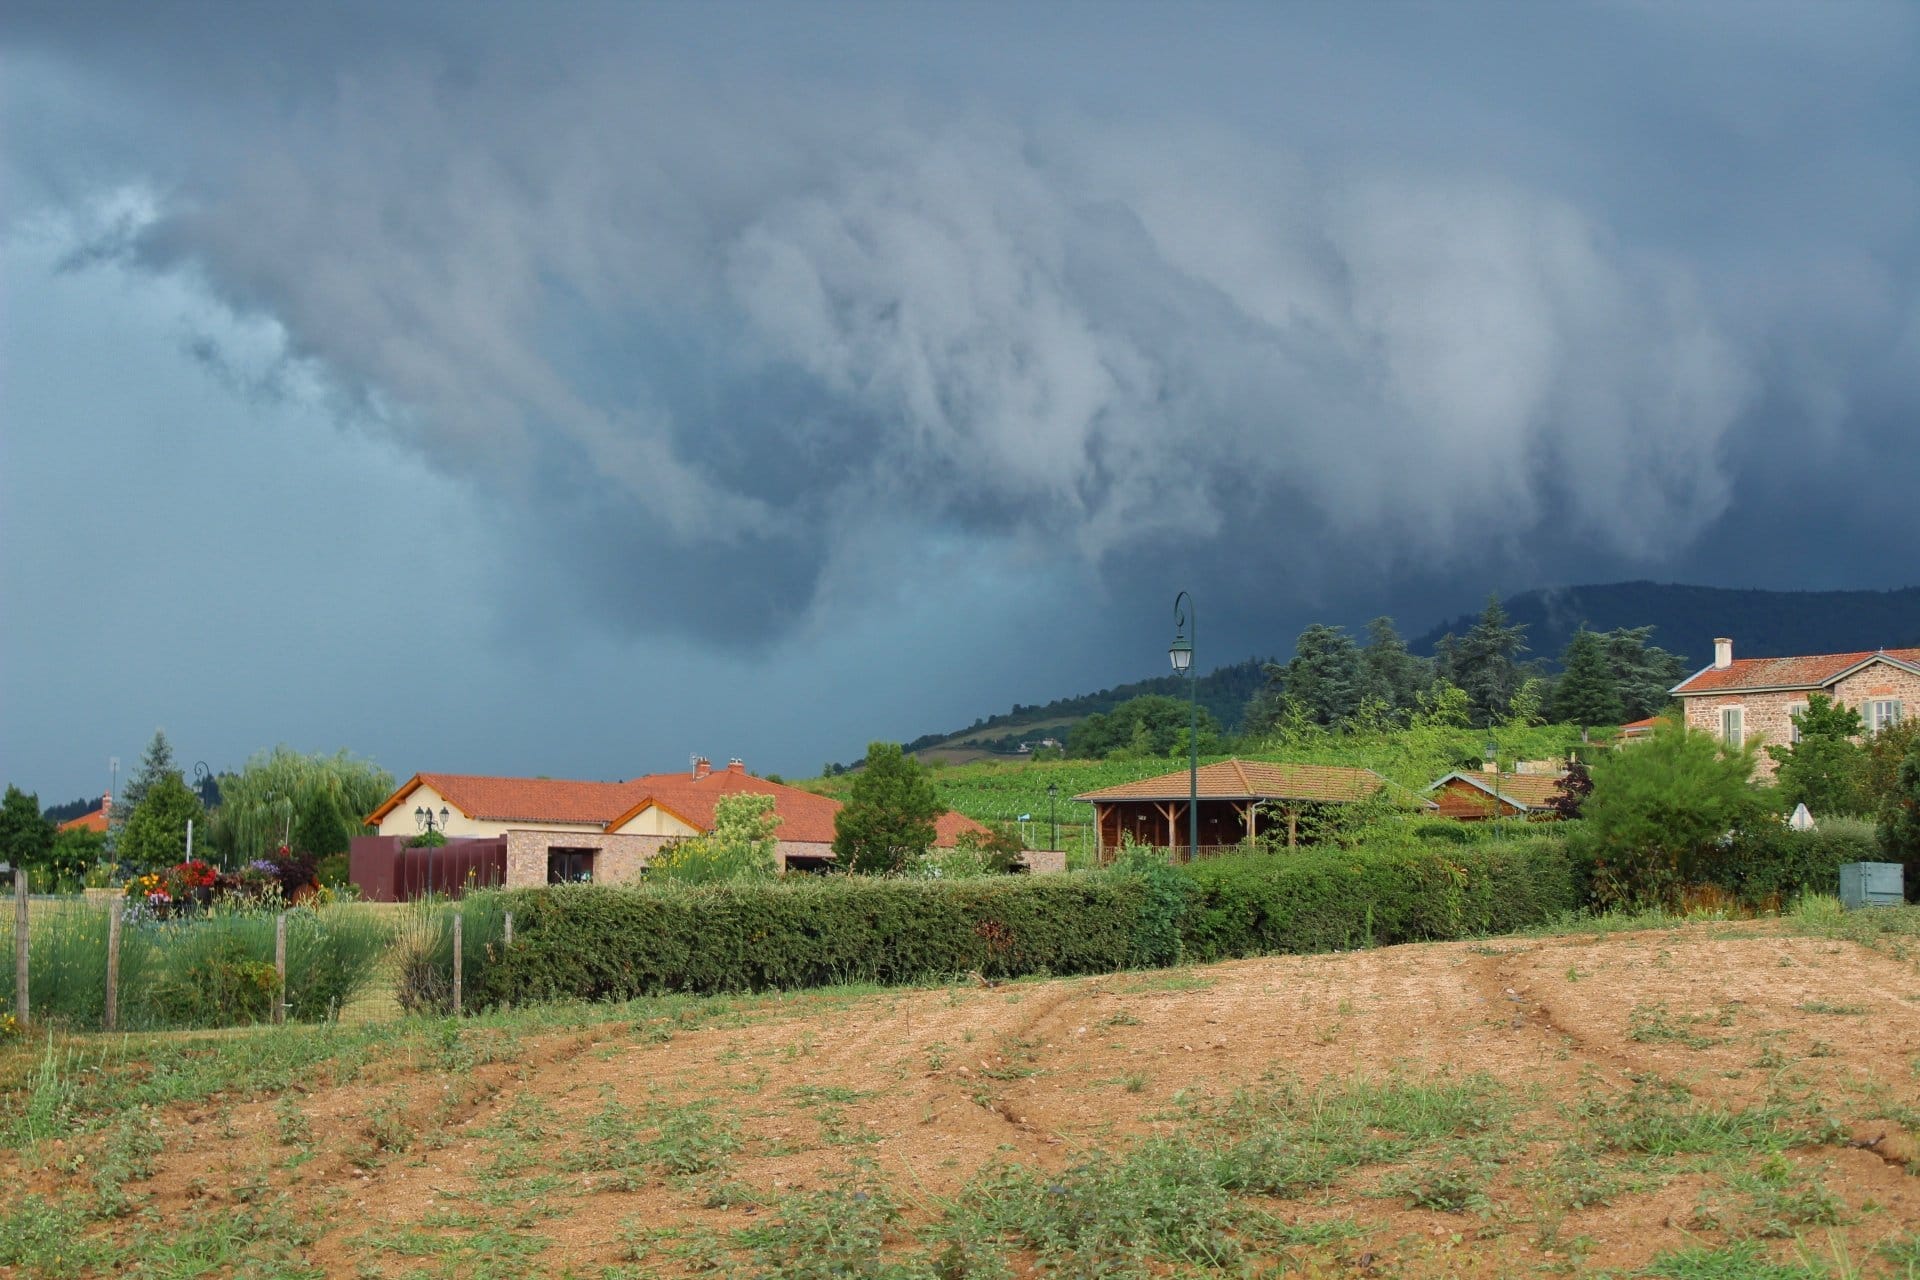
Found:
[833,742,942,874]
[1552,629,1623,735]
[119,729,178,815]
[0,785,54,874]
[119,773,206,869]
[1436,594,1530,727]
[1356,616,1431,719]
[1281,624,1364,726]
[1599,627,1689,721]
[1767,694,1869,817]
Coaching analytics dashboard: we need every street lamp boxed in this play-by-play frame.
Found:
[1048,782,1059,854]
[1483,738,1500,837]
[1170,592,1198,861]
[415,805,450,898]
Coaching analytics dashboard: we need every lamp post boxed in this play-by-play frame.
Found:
[1048,782,1059,854]
[415,804,450,898]
[1483,738,1500,838]
[1170,592,1198,861]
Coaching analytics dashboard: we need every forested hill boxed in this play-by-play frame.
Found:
[1412,582,1920,670]
[901,659,1270,754]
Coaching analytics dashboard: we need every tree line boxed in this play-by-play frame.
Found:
[1060,596,1687,759]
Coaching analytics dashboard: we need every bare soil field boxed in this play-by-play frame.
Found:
[4,915,1920,1278]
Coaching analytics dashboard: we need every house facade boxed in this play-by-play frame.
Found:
[358,758,1036,893]
[1671,638,1918,776]
[1425,768,1568,821]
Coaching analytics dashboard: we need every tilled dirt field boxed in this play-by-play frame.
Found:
[7,920,1920,1277]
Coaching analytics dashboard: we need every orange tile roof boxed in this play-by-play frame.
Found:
[367,768,986,848]
[1073,759,1391,805]
[58,807,109,834]
[1673,648,1920,695]
[1428,771,1567,810]
[1618,716,1663,732]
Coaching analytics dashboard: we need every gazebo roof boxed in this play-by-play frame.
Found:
[1074,759,1393,805]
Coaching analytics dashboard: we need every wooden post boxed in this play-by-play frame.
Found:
[273,913,287,1026]
[451,912,464,1016]
[104,902,122,1032]
[13,867,28,1030]
[503,910,513,947]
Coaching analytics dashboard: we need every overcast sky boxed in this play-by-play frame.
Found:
[4,1,1918,801]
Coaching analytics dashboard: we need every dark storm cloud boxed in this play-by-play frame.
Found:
[5,0,1919,655]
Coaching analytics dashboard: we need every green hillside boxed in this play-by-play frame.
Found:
[1413,582,1920,670]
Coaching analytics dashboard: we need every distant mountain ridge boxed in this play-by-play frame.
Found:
[869,582,1920,769]
[1411,582,1920,671]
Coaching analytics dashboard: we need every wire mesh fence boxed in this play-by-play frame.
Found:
[1,878,501,1035]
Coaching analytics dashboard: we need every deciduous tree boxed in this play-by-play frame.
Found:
[1767,694,1868,817]
[119,773,206,870]
[0,785,53,875]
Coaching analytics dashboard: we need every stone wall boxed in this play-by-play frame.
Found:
[504,829,679,887]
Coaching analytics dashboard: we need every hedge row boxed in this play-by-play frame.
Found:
[454,838,1580,1006]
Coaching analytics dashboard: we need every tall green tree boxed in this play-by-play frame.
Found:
[1356,616,1432,719]
[833,742,942,875]
[1877,735,1920,898]
[1572,725,1766,908]
[1599,626,1689,721]
[209,747,395,862]
[119,773,206,869]
[1279,624,1364,727]
[1552,629,1623,735]
[1436,595,1531,727]
[0,785,54,875]
[1767,694,1869,817]
[119,729,178,815]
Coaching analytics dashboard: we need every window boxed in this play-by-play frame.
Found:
[1719,706,1744,748]
[1786,703,1808,744]
[1865,699,1904,735]
[547,848,596,884]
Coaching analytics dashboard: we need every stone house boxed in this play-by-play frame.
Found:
[1671,637,1918,776]
[355,758,1035,895]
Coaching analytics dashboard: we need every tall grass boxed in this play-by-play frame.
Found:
[0,898,395,1031]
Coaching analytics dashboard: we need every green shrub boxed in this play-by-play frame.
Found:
[436,837,1581,1009]
[1712,819,1878,908]
[146,934,281,1028]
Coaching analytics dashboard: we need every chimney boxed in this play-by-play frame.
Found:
[691,757,711,781]
[726,758,745,775]
[1713,637,1733,670]
[101,790,113,820]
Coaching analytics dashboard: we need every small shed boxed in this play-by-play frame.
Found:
[1426,770,1568,822]
[1075,759,1413,859]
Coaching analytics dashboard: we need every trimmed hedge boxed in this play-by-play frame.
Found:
[453,838,1581,1007]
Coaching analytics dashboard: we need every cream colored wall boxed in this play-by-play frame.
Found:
[606,805,703,837]
[373,782,605,840]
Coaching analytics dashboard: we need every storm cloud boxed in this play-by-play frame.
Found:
[5,1,1918,789]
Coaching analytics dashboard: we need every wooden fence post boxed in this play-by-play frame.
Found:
[503,910,513,947]
[105,903,122,1032]
[451,912,463,1016]
[274,913,287,1026]
[13,867,27,1031]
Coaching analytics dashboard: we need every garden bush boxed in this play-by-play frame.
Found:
[441,837,1582,1008]
[1708,818,1879,908]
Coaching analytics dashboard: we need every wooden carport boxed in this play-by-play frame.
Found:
[1075,758,1417,860]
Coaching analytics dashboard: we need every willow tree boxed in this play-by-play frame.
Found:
[211,748,395,863]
